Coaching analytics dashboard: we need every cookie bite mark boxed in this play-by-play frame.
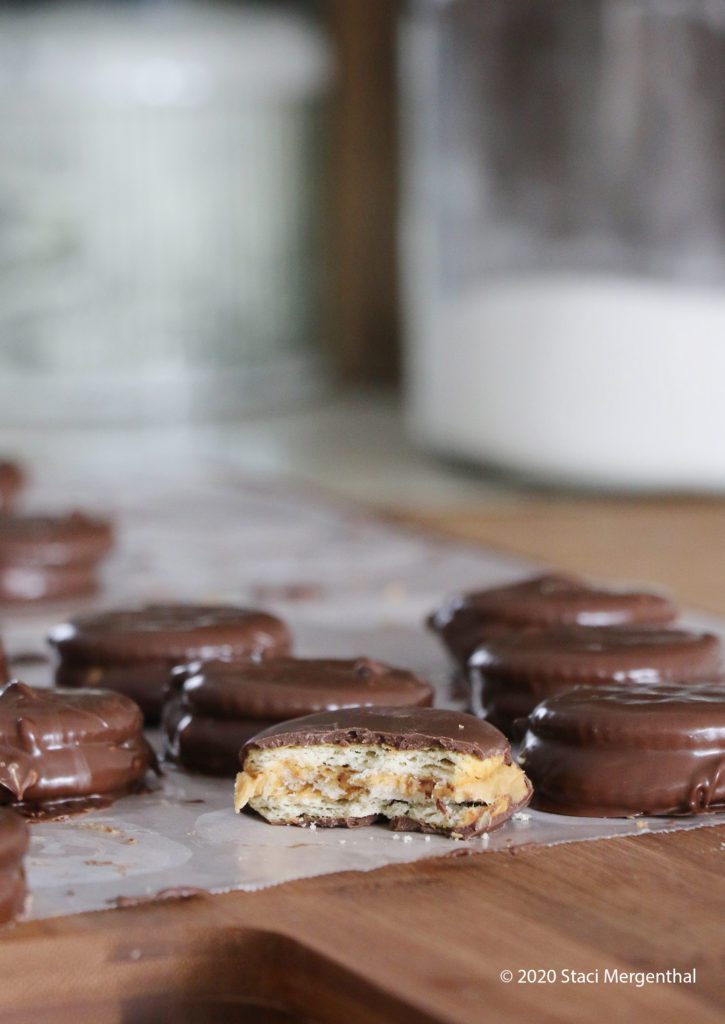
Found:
[235,707,531,839]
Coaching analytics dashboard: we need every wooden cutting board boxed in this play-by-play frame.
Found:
[1,499,723,1023]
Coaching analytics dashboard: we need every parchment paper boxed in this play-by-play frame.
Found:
[2,456,722,920]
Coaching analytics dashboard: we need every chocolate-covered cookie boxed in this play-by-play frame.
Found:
[235,706,532,839]
[0,809,28,924]
[0,642,8,688]
[521,682,725,817]
[0,462,25,513]
[49,605,293,722]
[0,513,113,603]
[163,657,434,775]
[428,574,678,666]
[468,625,722,735]
[0,681,157,815]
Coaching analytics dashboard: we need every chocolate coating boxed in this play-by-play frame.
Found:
[0,682,157,814]
[0,462,25,513]
[521,682,725,817]
[163,657,434,775]
[0,513,113,568]
[49,605,291,663]
[0,808,28,869]
[0,563,101,604]
[49,605,292,722]
[164,699,277,776]
[429,574,678,666]
[0,513,112,603]
[180,657,433,719]
[469,625,722,734]
[243,706,512,762]
[0,809,28,925]
[0,643,7,687]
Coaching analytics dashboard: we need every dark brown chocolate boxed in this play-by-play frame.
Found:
[243,706,511,762]
[0,643,7,687]
[0,462,25,513]
[163,700,277,776]
[0,682,157,814]
[0,513,113,603]
[0,808,28,924]
[468,625,722,734]
[0,563,102,604]
[520,681,725,817]
[48,604,292,722]
[428,574,678,666]
[0,513,113,567]
[163,657,434,775]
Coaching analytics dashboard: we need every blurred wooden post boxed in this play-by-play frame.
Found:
[326,0,400,385]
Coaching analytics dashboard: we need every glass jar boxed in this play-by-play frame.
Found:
[0,1,331,424]
[401,0,725,488]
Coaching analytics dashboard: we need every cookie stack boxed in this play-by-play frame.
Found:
[0,513,113,603]
[428,573,725,817]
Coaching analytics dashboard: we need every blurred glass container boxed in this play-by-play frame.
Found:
[401,0,725,489]
[0,1,331,424]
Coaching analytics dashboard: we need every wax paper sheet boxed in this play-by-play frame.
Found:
[2,457,722,920]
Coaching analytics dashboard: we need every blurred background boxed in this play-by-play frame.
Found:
[1,0,725,504]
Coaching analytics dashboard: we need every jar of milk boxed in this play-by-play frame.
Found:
[400,0,725,489]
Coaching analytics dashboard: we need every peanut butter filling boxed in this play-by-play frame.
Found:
[235,744,530,836]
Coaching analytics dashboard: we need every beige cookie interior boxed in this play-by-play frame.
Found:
[235,744,530,837]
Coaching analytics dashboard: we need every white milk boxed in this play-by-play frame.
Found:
[407,273,725,489]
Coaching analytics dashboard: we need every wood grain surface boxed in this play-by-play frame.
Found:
[401,497,725,617]
[1,500,724,1023]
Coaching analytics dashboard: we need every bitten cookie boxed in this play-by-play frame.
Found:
[235,707,532,839]
[0,682,157,815]
[49,604,292,722]
[0,809,28,924]
[0,513,113,603]
[468,625,722,735]
[163,657,434,775]
[428,574,678,667]
[520,682,725,817]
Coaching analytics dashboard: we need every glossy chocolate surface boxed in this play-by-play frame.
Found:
[163,695,275,775]
[468,625,722,734]
[428,574,678,665]
[0,682,156,812]
[163,657,433,776]
[49,605,292,721]
[56,661,183,722]
[49,604,292,664]
[244,706,512,762]
[0,513,113,568]
[521,682,725,816]
[178,657,433,719]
